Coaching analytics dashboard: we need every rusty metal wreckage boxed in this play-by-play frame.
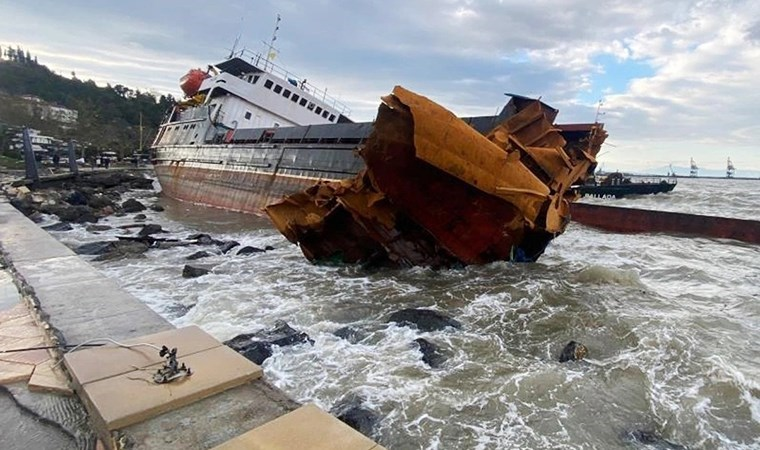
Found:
[265,86,607,268]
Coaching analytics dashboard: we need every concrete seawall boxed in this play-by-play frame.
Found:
[0,196,301,448]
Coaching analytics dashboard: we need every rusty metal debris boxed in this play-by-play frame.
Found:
[266,86,607,267]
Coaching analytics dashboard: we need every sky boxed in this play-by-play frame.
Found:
[1,0,759,174]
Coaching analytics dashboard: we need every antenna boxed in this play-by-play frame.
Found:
[266,14,281,62]
[594,99,605,123]
[228,34,241,59]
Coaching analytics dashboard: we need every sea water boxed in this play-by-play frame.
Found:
[48,177,760,449]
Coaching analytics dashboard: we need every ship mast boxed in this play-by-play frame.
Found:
[262,14,281,71]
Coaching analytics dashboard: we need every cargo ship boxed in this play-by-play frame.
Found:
[152,47,607,266]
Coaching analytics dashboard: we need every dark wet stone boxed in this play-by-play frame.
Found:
[558,341,588,363]
[64,190,88,206]
[87,194,116,210]
[74,241,115,255]
[330,393,379,438]
[387,308,461,332]
[41,204,98,223]
[137,224,163,237]
[187,233,223,246]
[237,246,265,255]
[164,303,195,319]
[93,241,151,261]
[414,338,447,368]
[85,224,112,232]
[623,430,687,450]
[121,198,146,213]
[43,222,73,232]
[218,241,240,254]
[265,245,274,251]
[28,211,45,223]
[10,197,37,216]
[225,320,313,365]
[334,326,367,344]
[148,204,165,212]
[186,251,213,260]
[133,213,147,221]
[182,265,210,278]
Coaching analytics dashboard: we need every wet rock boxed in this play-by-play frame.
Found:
[121,198,146,213]
[9,197,37,216]
[558,341,588,363]
[43,222,73,232]
[623,430,687,450]
[75,241,116,255]
[218,241,240,254]
[334,326,367,344]
[42,204,98,223]
[164,303,195,319]
[265,245,275,251]
[93,241,151,261]
[65,190,88,206]
[414,338,447,368]
[186,251,213,260]
[182,265,210,278]
[149,204,165,212]
[28,211,45,223]
[225,320,313,365]
[187,233,223,246]
[237,246,265,255]
[387,308,462,332]
[87,194,116,210]
[330,393,379,438]
[137,224,164,237]
[85,224,112,232]
[133,213,147,222]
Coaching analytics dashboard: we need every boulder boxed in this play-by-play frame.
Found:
[75,241,117,255]
[623,430,687,450]
[133,213,147,221]
[387,308,461,332]
[86,224,113,232]
[187,233,223,246]
[237,246,265,255]
[164,303,196,319]
[93,240,151,261]
[28,211,45,223]
[330,393,379,438]
[558,341,588,363]
[218,241,240,254]
[186,251,213,260]
[65,190,89,206]
[137,224,164,237]
[225,320,313,365]
[42,204,98,223]
[182,265,210,278]
[334,326,367,344]
[42,222,74,232]
[265,245,275,251]
[87,194,116,210]
[121,198,146,213]
[10,197,38,216]
[414,338,447,368]
[149,204,165,212]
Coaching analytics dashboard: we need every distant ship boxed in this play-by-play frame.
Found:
[578,172,676,198]
[727,157,735,178]
[690,157,699,177]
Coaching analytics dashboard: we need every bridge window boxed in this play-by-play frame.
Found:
[264,79,273,89]
[244,111,252,120]
[299,98,308,107]
[273,84,283,94]
[328,114,336,122]
[315,106,323,115]
[283,89,291,98]
[291,94,300,103]
[322,110,329,118]
[253,75,260,84]
[307,102,315,111]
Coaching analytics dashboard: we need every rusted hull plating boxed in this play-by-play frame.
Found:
[570,203,760,245]
[266,86,607,267]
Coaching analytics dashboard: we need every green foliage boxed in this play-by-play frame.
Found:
[0,46,175,158]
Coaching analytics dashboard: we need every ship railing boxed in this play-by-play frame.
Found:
[231,48,351,116]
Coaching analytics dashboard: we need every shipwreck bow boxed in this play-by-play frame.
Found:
[265,86,607,267]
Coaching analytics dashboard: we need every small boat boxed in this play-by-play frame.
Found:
[577,172,676,198]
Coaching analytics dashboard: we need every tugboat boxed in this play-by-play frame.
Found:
[578,171,676,198]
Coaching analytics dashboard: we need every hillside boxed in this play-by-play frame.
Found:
[0,46,175,158]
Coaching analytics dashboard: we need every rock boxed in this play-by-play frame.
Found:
[186,251,213,260]
[225,320,313,365]
[187,233,223,246]
[182,265,210,278]
[133,213,147,221]
[149,204,165,212]
[265,245,275,251]
[334,326,367,344]
[623,430,687,450]
[86,224,113,232]
[100,205,115,216]
[10,197,38,216]
[42,222,74,232]
[121,198,146,213]
[387,308,462,332]
[75,241,116,255]
[558,341,588,363]
[65,190,89,206]
[93,241,151,261]
[41,204,98,223]
[237,246,265,255]
[164,303,195,319]
[87,194,116,210]
[330,393,379,438]
[218,241,240,254]
[414,338,447,368]
[137,224,163,237]
[28,211,45,223]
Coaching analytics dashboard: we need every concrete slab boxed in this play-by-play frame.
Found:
[81,345,262,431]
[28,359,73,395]
[12,256,107,289]
[0,359,35,384]
[212,404,381,450]
[64,325,223,385]
[0,303,29,322]
[0,270,21,310]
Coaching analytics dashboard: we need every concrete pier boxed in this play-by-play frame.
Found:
[0,196,305,448]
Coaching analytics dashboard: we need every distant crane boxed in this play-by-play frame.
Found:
[727,157,735,178]
[690,157,699,177]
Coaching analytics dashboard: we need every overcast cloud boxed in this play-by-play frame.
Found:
[1,0,758,173]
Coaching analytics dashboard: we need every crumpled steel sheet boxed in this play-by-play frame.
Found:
[266,86,607,267]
